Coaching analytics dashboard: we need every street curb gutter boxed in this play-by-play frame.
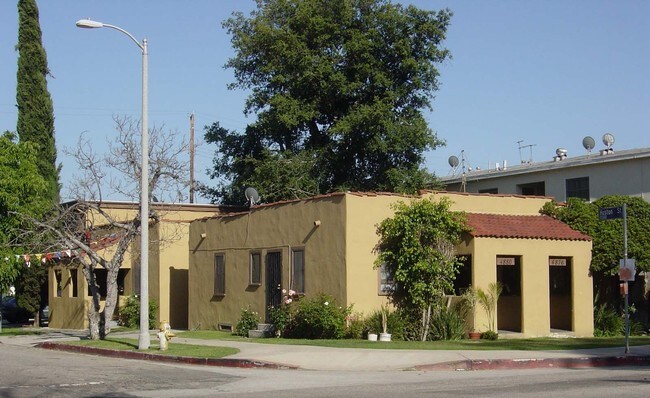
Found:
[414,355,650,371]
[36,342,297,370]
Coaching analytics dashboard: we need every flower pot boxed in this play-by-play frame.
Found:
[469,331,482,340]
[379,332,392,342]
[367,333,378,342]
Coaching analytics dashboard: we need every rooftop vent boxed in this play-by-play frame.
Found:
[553,148,568,161]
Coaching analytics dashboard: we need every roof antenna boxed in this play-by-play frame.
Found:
[517,140,536,164]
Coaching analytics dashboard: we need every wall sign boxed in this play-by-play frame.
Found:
[549,258,567,266]
[496,257,515,266]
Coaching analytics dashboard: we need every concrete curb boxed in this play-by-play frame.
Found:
[36,342,297,370]
[415,355,650,371]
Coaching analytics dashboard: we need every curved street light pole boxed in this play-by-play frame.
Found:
[76,19,150,350]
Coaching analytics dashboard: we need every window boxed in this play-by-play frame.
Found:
[87,269,128,298]
[249,252,261,286]
[566,177,589,201]
[54,269,63,297]
[292,249,305,294]
[453,256,472,295]
[70,268,78,298]
[517,181,545,196]
[479,188,498,194]
[378,263,396,295]
[214,253,225,296]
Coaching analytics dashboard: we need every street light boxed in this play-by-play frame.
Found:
[76,19,150,350]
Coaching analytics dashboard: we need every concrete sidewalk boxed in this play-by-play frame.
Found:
[2,329,650,371]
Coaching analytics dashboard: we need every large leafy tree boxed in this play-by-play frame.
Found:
[0,133,49,325]
[542,196,650,275]
[374,198,468,341]
[204,0,451,204]
[541,196,650,311]
[16,0,59,205]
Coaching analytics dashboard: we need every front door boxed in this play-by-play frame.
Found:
[497,256,522,332]
[265,252,282,321]
[549,257,572,331]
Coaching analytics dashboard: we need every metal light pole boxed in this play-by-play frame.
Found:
[76,19,150,350]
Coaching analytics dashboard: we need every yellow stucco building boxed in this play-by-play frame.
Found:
[47,201,233,330]
[188,191,594,337]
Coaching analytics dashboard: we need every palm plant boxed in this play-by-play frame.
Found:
[475,282,503,333]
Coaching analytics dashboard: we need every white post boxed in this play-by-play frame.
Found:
[75,19,150,350]
[138,38,150,350]
[623,204,629,354]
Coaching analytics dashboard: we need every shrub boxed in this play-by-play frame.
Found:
[118,295,158,328]
[344,312,365,339]
[235,307,260,337]
[594,303,624,337]
[285,293,349,339]
[268,289,300,337]
[364,307,406,340]
[480,330,499,340]
[429,301,468,341]
[269,304,292,337]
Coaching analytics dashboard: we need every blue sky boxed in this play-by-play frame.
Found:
[1,1,648,202]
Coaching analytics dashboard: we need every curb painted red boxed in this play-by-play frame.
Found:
[415,355,650,371]
[36,342,297,370]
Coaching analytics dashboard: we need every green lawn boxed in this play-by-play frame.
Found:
[69,337,239,359]
[177,330,650,351]
[0,326,45,336]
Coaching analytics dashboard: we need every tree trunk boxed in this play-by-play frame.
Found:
[100,268,120,339]
[88,308,100,340]
[33,311,40,328]
[82,266,102,340]
[420,304,432,341]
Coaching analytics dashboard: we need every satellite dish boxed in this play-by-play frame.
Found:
[602,133,615,148]
[555,148,567,157]
[582,136,595,153]
[448,155,459,168]
[244,187,260,206]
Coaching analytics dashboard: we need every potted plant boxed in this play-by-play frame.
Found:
[459,288,481,339]
[379,305,391,342]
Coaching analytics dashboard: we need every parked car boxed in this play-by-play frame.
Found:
[40,305,49,326]
[1,296,30,324]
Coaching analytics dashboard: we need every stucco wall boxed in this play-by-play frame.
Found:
[48,203,220,330]
[422,191,550,215]
[188,195,347,329]
[344,194,412,315]
[443,156,650,202]
[188,192,593,337]
[470,238,593,337]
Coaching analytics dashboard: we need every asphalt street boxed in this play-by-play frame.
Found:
[1,343,649,398]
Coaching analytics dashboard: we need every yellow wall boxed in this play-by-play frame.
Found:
[48,202,222,330]
[341,191,556,316]
[469,238,593,337]
[421,191,550,215]
[187,192,593,337]
[344,194,407,314]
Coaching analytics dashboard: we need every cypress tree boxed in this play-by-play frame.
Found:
[16,0,59,205]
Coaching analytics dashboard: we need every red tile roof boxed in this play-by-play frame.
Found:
[466,213,591,241]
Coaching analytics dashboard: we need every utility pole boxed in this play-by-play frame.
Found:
[189,112,195,204]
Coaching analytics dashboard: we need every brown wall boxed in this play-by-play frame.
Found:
[188,195,347,329]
